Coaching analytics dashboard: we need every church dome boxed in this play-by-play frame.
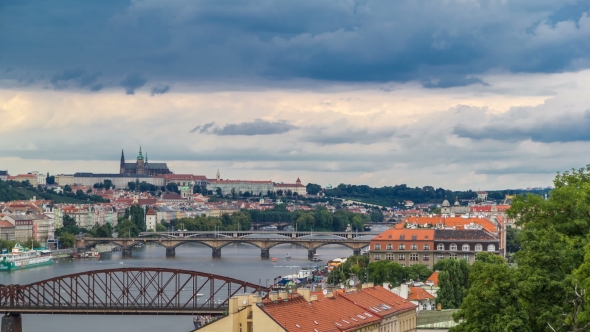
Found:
[441,199,450,207]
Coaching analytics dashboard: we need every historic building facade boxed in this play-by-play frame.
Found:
[119,147,172,176]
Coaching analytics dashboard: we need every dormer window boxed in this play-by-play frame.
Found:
[412,235,417,240]
[450,244,457,251]
[400,235,405,240]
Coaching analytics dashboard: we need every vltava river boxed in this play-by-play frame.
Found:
[1,242,357,332]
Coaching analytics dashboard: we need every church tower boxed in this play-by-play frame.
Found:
[120,150,125,174]
[216,169,220,181]
[136,146,145,175]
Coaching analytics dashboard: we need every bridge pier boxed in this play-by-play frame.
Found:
[2,313,22,332]
[121,248,132,257]
[212,248,221,257]
[353,248,361,256]
[308,249,316,259]
[261,248,270,258]
[166,247,176,257]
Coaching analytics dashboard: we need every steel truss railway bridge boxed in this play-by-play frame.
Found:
[0,268,271,332]
[75,230,374,258]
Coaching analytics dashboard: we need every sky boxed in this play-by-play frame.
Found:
[1,0,590,190]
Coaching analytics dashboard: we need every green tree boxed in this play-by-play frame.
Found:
[306,183,322,195]
[59,232,76,248]
[116,220,140,237]
[63,184,72,192]
[450,253,531,332]
[103,179,113,190]
[156,223,166,232]
[127,181,136,191]
[506,226,522,253]
[405,264,433,282]
[436,259,470,309]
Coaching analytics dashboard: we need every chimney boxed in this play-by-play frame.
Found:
[437,303,442,311]
[229,297,239,314]
[400,284,409,300]
[310,294,318,301]
[325,292,334,298]
[296,288,311,301]
[269,291,278,301]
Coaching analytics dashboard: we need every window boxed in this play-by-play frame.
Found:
[488,244,496,252]
[422,303,428,311]
[423,254,430,261]
[398,254,406,260]
[462,255,469,260]
[401,264,406,267]
[437,243,445,251]
[438,254,445,260]
[462,244,470,251]
[385,253,395,260]
[386,244,393,250]
[398,244,406,250]
[450,244,457,251]
[374,244,381,250]
[412,235,417,240]
[410,253,419,261]
[374,254,381,260]
[400,235,405,240]
[450,254,457,259]
[475,244,483,252]
[411,244,418,250]
[423,244,430,250]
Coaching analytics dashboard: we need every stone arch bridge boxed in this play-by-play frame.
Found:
[76,233,371,259]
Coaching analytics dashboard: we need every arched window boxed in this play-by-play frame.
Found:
[437,243,444,251]
[487,244,496,252]
[423,244,430,250]
[462,244,470,251]
[386,244,393,250]
[450,244,457,251]
[411,244,418,250]
[374,244,381,250]
[422,303,428,311]
[399,244,406,250]
[475,244,482,251]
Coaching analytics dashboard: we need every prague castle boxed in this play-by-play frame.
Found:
[119,147,172,176]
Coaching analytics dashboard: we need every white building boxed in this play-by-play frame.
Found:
[273,178,307,196]
[29,171,46,185]
[145,207,157,231]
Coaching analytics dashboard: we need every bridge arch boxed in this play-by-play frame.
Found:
[265,241,310,250]
[0,268,270,314]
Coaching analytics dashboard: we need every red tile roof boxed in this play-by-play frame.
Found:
[373,228,434,241]
[146,207,156,215]
[407,286,434,301]
[339,286,417,316]
[0,221,15,228]
[260,294,381,331]
[426,272,439,287]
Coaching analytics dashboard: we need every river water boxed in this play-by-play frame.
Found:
[0,230,383,332]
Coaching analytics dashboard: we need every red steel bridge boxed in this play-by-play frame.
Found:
[0,268,271,331]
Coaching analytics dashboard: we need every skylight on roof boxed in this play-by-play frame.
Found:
[334,322,343,327]
[342,319,350,324]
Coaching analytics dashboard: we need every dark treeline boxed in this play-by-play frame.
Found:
[0,179,109,203]
[317,183,551,206]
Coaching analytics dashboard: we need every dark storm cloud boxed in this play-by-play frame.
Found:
[150,84,170,96]
[190,122,215,134]
[454,110,590,143]
[1,1,590,87]
[192,120,298,135]
[120,73,147,95]
[422,76,490,89]
[50,68,103,91]
[305,128,397,145]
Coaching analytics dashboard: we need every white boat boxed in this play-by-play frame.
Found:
[312,254,322,262]
[0,243,53,271]
[286,253,291,259]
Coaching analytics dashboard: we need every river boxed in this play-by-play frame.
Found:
[0,230,383,332]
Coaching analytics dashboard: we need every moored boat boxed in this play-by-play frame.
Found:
[0,243,53,271]
[71,250,100,258]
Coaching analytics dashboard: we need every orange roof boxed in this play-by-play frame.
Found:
[260,294,381,331]
[407,286,434,301]
[339,286,417,315]
[146,207,156,215]
[372,228,434,241]
[0,221,15,228]
[426,272,439,287]
[398,216,497,232]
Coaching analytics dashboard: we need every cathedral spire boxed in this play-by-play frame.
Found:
[216,169,220,181]
[137,146,144,160]
[145,151,148,163]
